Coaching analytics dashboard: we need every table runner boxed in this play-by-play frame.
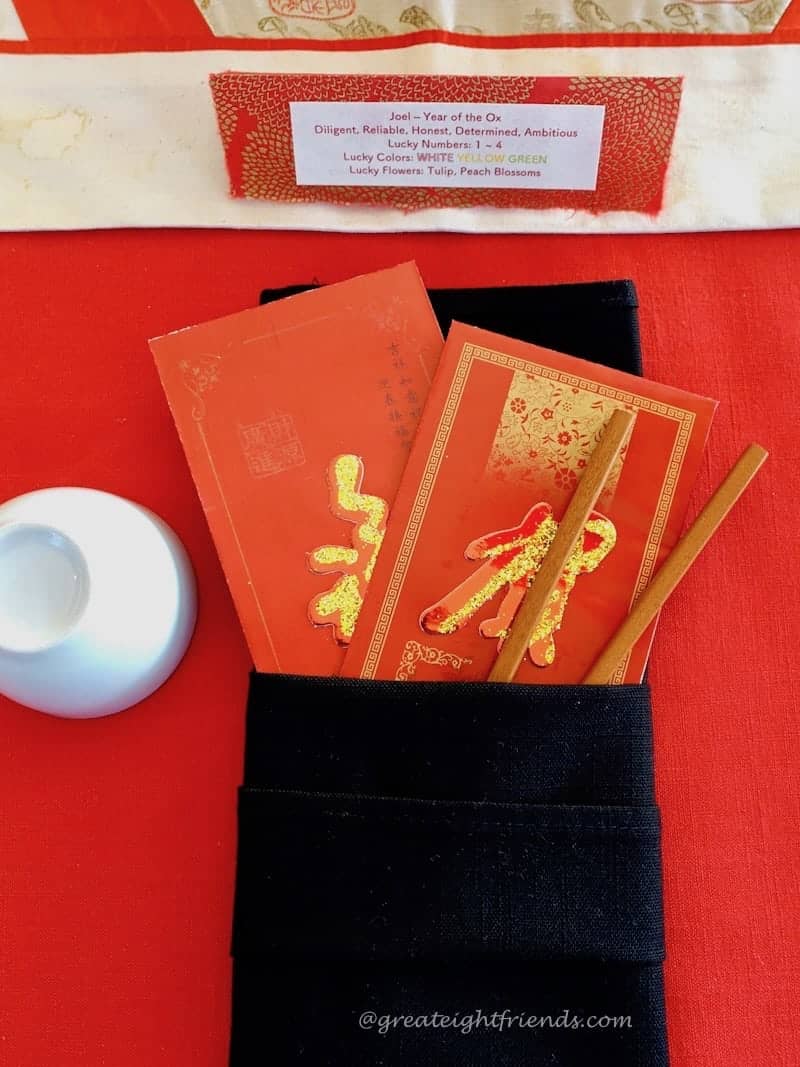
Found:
[1,40,800,233]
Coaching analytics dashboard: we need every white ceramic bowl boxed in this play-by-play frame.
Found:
[0,487,197,718]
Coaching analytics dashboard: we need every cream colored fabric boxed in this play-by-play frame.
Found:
[1,45,798,233]
[0,0,26,39]
[196,0,792,36]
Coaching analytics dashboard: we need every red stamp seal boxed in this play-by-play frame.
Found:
[268,0,356,19]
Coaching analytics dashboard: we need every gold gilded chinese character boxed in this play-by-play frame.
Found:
[421,502,616,667]
[308,454,388,644]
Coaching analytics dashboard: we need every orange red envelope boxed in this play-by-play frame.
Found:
[150,263,442,675]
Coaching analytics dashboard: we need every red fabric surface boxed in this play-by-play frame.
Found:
[0,229,798,1066]
[12,0,211,39]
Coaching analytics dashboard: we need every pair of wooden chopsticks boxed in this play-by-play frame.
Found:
[488,407,768,684]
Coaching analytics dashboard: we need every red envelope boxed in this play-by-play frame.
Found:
[150,263,442,675]
[342,321,717,684]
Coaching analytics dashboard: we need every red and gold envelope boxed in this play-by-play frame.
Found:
[342,321,717,684]
[150,262,442,675]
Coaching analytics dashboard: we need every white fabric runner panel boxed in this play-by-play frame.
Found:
[1,45,798,233]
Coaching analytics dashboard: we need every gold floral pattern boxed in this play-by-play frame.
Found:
[399,5,441,29]
[330,14,392,35]
[196,0,791,37]
[395,639,472,680]
[487,370,633,511]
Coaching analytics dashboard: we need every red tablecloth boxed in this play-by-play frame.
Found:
[1,228,798,1066]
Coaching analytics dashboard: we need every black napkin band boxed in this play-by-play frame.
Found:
[244,675,655,805]
[236,786,663,963]
[260,278,643,376]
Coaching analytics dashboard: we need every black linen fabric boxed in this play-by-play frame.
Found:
[230,280,667,1065]
[233,679,666,1066]
[260,278,643,377]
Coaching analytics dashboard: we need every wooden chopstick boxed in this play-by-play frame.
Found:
[488,407,635,683]
[583,442,768,684]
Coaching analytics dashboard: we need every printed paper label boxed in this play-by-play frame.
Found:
[289,101,605,190]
